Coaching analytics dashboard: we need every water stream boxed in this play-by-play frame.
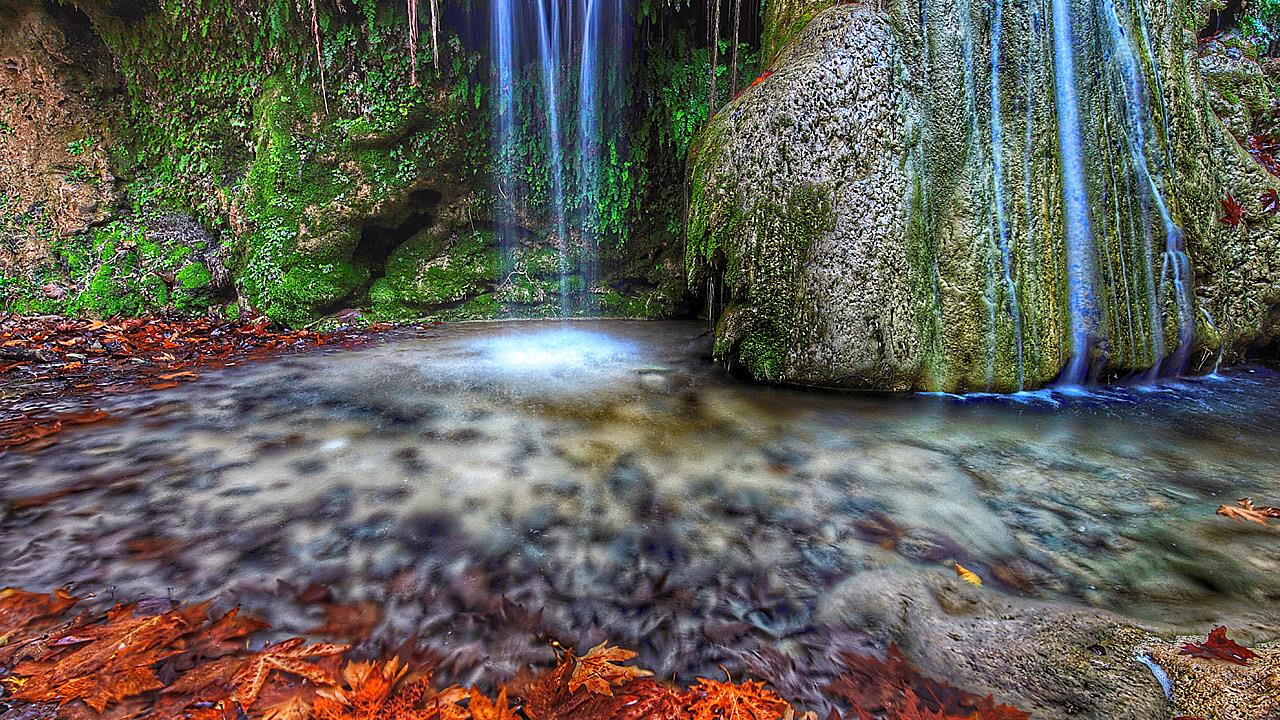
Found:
[2,322,1277,696]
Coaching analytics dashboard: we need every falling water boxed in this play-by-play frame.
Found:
[534,0,572,314]
[577,0,602,313]
[1049,0,1098,385]
[489,0,620,316]
[1100,0,1195,377]
[491,0,519,290]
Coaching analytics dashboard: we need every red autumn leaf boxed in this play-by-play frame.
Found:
[513,652,628,720]
[1179,626,1259,666]
[1220,194,1244,227]
[828,646,1029,720]
[10,603,200,712]
[614,679,685,720]
[1247,133,1280,176]
[229,637,349,708]
[1261,189,1279,215]
[681,677,789,720]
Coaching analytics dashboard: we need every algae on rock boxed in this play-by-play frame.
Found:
[688,0,1280,391]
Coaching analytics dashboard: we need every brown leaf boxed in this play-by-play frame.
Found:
[1217,497,1280,526]
[828,646,1029,720]
[230,638,348,709]
[0,588,77,637]
[569,642,653,697]
[309,601,381,641]
[614,679,685,720]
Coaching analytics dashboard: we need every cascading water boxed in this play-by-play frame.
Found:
[491,0,518,292]
[534,0,572,315]
[489,0,624,317]
[1048,0,1099,386]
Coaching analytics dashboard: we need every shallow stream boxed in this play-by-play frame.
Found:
[2,320,1278,715]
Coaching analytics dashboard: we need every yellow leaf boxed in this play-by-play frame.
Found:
[954,563,982,587]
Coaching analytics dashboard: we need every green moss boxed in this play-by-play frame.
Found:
[1,217,220,318]
[689,181,833,382]
[273,260,370,325]
[761,0,837,63]
[373,229,497,314]
[176,263,212,290]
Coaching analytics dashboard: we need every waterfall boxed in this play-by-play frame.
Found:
[491,0,520,294]
[578,0,600,315]
[489,0,622,317]
[534,0,572,315]
[1101,0,1194,378]
[1049,0,1098,385]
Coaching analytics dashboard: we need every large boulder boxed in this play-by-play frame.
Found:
[688,0,1280,391]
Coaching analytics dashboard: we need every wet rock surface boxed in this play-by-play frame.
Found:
[1,320,1278,717]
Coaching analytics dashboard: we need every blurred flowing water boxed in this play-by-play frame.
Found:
[489,0,624,315]
[1,321,1278,689]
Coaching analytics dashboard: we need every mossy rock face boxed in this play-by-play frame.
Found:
[372,229,498,317]
[761,0,837,63]
[689,1,1280,392]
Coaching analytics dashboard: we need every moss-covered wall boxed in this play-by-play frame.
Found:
[0,0,755,325]
[688,0,1280,391]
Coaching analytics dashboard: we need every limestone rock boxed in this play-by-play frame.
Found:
[689,0,1280,391]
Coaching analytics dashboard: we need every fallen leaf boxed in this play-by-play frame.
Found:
[1220,194,1244,227]
[954,564,982,587]
[469,687,518,720]
[1217,497,1280,526]
[614,679,685,720]
[569,642,653,697]
[828,645,1029,720]
[1261,189,1279,215]
[682,677,788,720]
[1179,626,1258,666]
[230,638,348,709]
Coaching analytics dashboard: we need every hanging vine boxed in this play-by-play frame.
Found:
[430,0,440,69]
[309,0,329,114]
[408,0,419,85]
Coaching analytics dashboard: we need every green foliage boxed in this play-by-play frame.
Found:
[1243,0,1280,48]
[0,218,217,318]
[66,137,96,157]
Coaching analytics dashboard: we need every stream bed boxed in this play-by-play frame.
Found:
[2,320,1278,717]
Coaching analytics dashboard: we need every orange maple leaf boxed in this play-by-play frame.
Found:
[230,638,348,709]
[470,687,519,720]
[313,658,408,714]
[0,587,77,637]
[569,642,653,697]
[682,677,789,720]
[9,604,198,712]
[1217,498,1280,526]
[313,657,470,720]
